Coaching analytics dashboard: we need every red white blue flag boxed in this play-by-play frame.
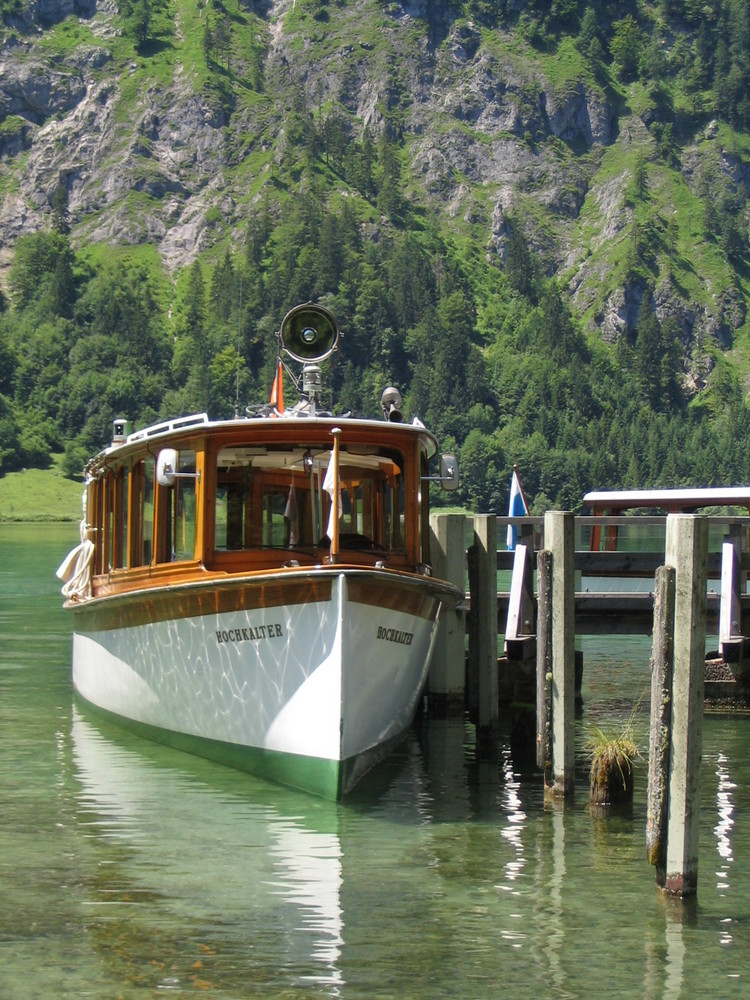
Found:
[506,466,529,550]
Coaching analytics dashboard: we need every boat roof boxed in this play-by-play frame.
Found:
[584,487,750,513]
[88,410,440,476]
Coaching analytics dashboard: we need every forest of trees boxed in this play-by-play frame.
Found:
[3,203,750,514]
[3,0,750,513]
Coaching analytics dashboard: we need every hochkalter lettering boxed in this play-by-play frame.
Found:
[216,623,284,644]
[376,626,414,645]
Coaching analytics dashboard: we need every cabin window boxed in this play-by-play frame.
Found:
[336,469,405,550]
[130,458,155,567]
[262,486,305,548]
[101,469,128,572]
[89,478,104,576]
[155,450,197,563]
[113,467,128,569]
[103,473,114,574]
[214,444,406,554]
[174,450,197,560]
[382,473,405,551]
[129,463,142,567]
[143,458,155,566]
[420,451,430,565]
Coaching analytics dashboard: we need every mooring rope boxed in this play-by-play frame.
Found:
[56,493,95,600]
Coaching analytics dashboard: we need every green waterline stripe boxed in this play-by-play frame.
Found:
[74,694,343,800]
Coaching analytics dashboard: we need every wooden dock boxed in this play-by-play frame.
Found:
[428,507,750,898]
[427,511,750,712]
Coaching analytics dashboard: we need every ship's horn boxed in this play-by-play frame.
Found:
[280,303,340,363]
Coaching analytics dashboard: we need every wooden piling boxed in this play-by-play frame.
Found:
[536,548,553,781]
[646,564,675,880]
[653,514,707,897]
[467,514,499,735]
[544,511,575,798]
[428,513,467,710]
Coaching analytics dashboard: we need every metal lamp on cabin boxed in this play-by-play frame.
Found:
[280,302,340,363]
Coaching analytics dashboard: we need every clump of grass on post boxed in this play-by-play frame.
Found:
[585,724,638,806]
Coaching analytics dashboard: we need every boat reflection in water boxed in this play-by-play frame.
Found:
[69,707,526,996]
[71,708,350,993]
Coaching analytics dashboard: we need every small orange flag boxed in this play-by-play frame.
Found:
[270,360,284,413]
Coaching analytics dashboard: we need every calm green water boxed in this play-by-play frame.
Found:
[2,523,750,999]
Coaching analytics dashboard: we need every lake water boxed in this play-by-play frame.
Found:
[2,523,750,999]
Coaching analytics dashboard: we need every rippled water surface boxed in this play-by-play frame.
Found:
[2,523,750,999]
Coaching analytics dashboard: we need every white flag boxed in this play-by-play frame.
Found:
[323,454,341,539]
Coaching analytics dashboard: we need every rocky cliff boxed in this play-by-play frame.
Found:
[1,0,748,372]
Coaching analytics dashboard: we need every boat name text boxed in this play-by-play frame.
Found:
[376,626,414,646]
[216,624,284,644]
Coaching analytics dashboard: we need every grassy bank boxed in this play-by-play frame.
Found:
[0,456,83,522]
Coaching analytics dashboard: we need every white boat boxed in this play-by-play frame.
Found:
[59,303,463,798]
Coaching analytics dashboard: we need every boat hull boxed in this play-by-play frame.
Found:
[70,569,456,798]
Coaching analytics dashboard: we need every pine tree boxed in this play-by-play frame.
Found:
[204,22,214,65]
[377,136,403,220]
[611,15,643,82]
[50,245,76,319]
[632,153,648,201]
[210,251,235,322]
[503,216,537,301]
[51,183,70,235]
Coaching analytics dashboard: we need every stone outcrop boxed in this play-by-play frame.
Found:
[0,55,87,124]
[0,0,746,372]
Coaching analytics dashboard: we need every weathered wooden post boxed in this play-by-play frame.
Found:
[544,511,575,798]
[647,564,675,882]
[467,514,498,735]
[428,512,467,710]
[647,514,707,896]
[536,548,553,782]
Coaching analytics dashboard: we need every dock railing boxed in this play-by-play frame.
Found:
[428,511,750,712]
[496,513,750,636]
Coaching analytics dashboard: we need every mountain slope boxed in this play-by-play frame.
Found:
[1,0,749,384]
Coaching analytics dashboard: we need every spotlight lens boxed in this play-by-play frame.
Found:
[280,304,339,362]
